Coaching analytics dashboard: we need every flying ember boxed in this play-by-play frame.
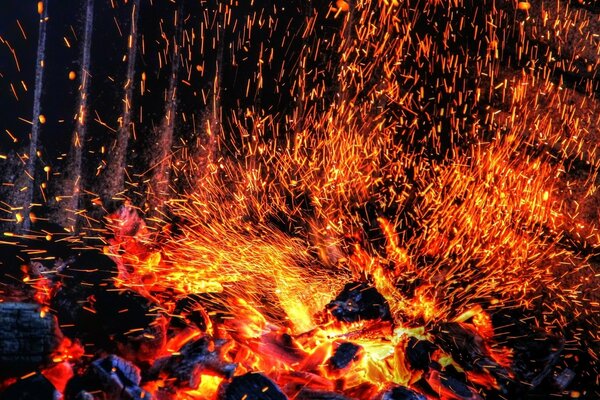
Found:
[0,1,599,400]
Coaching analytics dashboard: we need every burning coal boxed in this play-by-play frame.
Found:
[1,0,599,399]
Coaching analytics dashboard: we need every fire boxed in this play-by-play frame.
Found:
[3,0,598,398]
[184,375,224,399]
[42,337,84,393]
[98,67,595,395]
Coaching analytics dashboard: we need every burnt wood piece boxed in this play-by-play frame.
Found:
[380,386,427,400]
[432,322,511,391]
[0,233,75,302]
[491,311,565,393]
[554,368,576,391]
[170,294,212,331]
[220,372,287,400]
[328,342,361,370]
[58,249,119,283]
[0,302,62,378]
[405,338,437,371]
[326,282,391,323]
[510,328,564,389]
[148,336,236,389]
[52,251,165,361]
[0,373,59,400]
[295,389,352,399]
[254,332,306,366]
[424,367,483,400]
[53,286,165,360]
[64,355,151,400]
[72,392,93,400]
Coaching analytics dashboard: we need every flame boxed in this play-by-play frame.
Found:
[182,375,224,399]
[43,337,84,394]
[102,85,595,397]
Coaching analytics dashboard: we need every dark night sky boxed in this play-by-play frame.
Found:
[0,0,327,169]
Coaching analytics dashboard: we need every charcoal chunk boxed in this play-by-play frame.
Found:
[328,342,361,370]
[425,368,483,400]
[405,337,436,371]
[492,312,564,391]
[380,386,426,400]
[94,355,142,390]
[73,392,94,400]
[433,322,494,373]
[554,368,575,390]
[257,332,306,365]
[64,250,119,281]
[221,372,287,400]
[295,388,352,399]
[438,376,473,399]
[64,355,151,400]
[432,322,511,391]
[0,302,62,378]
[326,282,391,323]
[148,336,236,388]
[511,328,564,388]
[0,373,59,400]
[53,285,165,362]
[171,294,211,331]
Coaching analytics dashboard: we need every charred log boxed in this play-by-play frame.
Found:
[49,249,165,357]
[509,328,564,389]
[295,389,353,400]
[492,311,565,392]
[327,342,362,371]
[220,372,287,400]
[554,368,576,391]
[424,366,483,400]
[405,338,437,372]
[170,294,212,332]
[0,373,59,400]
[432,322,511,391]
[147,336,236,389]
[53,286,165,362]
[326,282,391,323]
[0,302,62,378]
[54,249,118,284]
[379,386,426,400]
[64,355,151,400]
[52,252,165,362]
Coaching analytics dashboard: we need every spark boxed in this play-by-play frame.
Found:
[8,0,600,398]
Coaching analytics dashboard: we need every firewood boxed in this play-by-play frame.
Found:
[0,373,59,400]
[327,342,362,371]
[295,389,353,400]
[52,251,165,362]
[404,337,437,371]
[326,282,391,323]
[64,355,151,400]
[424,367,483,400]
[432,322,511,392]
[379,386,426,400]
[220,372,287,400]
[0,303,62,378]
[148,336,236,389]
